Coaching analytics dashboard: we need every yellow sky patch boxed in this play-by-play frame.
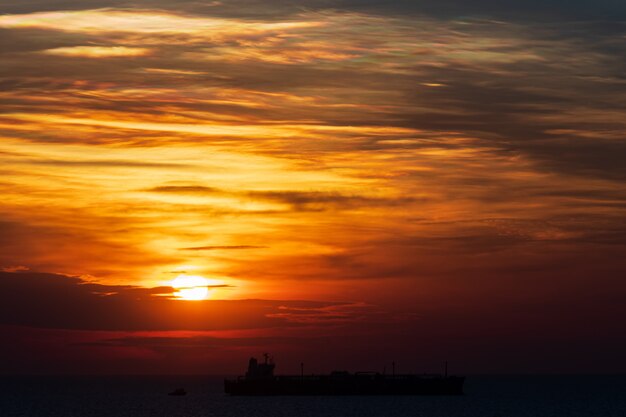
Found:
[0,9,321,35]
[41,46,152,58]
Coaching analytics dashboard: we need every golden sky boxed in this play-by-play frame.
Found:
[0,3,625,374]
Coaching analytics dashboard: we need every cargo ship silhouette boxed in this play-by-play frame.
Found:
[224,354,464,395]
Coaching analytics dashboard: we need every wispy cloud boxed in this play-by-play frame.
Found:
[0,271,361,331]
[0,4,624,360]
[42,45,152,58]
[0,1,625,374]
[181,245,267,251]
[0,9,321,35]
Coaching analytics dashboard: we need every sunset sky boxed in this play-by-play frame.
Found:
[1,0,625,375]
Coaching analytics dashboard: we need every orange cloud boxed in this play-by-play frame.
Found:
[0,6,624,350]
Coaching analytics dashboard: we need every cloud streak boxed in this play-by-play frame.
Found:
[0,2,625,373]
[0,271,363,331]
[42,45,152,58]
[181,245,267,251]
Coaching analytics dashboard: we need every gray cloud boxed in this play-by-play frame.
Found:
[146,184,417,211]
[0,271,355,330]
[2,13,623,179]
[248,190,417,210]
[148,185,219,193]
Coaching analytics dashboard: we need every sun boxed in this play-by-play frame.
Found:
[171,274,214,300]
[176,286,210,301]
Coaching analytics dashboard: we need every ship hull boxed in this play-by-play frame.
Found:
[224,375,464,396]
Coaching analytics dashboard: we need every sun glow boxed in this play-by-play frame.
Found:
[171,274,218,301]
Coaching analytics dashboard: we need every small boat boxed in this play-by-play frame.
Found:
[168,388,187,396]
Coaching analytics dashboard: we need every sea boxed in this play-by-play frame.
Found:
[1,375,625,417]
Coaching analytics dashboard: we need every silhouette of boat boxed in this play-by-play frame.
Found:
[168,388,187,396]
[224,354,464,395]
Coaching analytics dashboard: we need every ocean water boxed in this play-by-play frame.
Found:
[1,375,625,417]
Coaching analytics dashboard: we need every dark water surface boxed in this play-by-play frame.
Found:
[1,375,625,417]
